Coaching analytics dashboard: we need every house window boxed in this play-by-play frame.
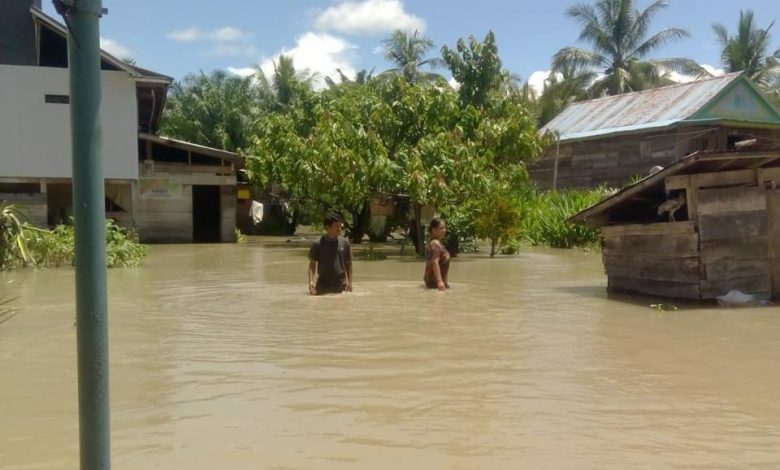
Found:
[45,94,70,104]
[727,134,750,150]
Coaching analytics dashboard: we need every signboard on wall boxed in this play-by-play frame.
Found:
[140,177,182,199]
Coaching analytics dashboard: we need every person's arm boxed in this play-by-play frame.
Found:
[345,241,353,292]
[308,260,317,295]
[308,242,319,295]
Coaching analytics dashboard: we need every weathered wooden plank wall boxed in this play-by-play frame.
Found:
[530,131,679,190]
[220,185,237,242]
[602,221,701,299]
[697,186,770,299]
[137,183,193,243]
[529,126,780,190]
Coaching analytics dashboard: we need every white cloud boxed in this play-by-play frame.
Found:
[314,0,425,35]
[227,67,257,77]
[100,37,132,59]
[167,26,255,57]
[167,27,201,43]
[205,44,258,57]
[701,64,726,77]
[447,77,460,90]
[212,27,250,42]
[257,32,357,90]
[528,70,558,95]
[167,27,252,43]
[669,63,727,84]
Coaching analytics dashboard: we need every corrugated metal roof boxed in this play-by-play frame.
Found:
[541,73,743,141]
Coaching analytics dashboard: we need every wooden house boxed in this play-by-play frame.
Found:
[530,73,780,190]
[570,150,780,301]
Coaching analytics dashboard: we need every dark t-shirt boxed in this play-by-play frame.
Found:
[309,235,352,282]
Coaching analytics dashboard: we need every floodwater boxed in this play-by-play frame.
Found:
[1,239,780,469]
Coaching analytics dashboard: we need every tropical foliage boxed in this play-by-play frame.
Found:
[441,31,506,108]
[552,0,706,96]
[160,70,259,152]
[713,10,780,101]
[381,30,445,84]
[518,187,607,249]
[0,204,146,270]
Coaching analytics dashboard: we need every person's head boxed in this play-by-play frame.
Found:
[429,217,446,240]
[323,212,343,238]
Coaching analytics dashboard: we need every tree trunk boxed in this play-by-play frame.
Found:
[349,201,371,244]
[490,238,498,257]
[414,202,424,257]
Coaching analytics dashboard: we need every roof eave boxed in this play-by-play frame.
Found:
[30,6,171,83]
[138,132,244,162]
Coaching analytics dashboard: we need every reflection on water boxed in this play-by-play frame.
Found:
[1,239,779,469]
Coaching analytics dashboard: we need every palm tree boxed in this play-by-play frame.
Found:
[324,68,376,89]
[381,30,444,84]
[552,0,706,96]
[713,10,780,89]
[160,70,259,152]
[255,55,317,111]
[538,64,597,126]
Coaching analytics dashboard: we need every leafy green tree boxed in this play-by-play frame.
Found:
[248,84,390,242]
[552,0,705,96]
[160,70,258,152]
[247,75,548,254]
[713,10,780,92]
[381,30,445,84]
[471,183,522,257]
[441,31,506,108]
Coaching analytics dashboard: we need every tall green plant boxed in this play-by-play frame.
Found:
[441,30,506,108]
[519,188,606,248]
[0,203,34,269]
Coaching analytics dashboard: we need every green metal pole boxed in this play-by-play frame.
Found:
[65,1,110,469]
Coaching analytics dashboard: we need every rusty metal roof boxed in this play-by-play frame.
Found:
[541,73,744,141]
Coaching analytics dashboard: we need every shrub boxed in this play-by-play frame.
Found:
[518,187,607,249]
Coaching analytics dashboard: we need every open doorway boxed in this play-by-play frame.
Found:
[192,185,221,242]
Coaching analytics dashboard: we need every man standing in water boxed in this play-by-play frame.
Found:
[308,213,353,295]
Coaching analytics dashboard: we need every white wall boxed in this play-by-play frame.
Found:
[0,65,138,179]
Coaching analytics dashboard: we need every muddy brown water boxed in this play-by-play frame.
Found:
[1,239,779,469]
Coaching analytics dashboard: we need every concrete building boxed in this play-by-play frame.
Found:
[0,2,241,242]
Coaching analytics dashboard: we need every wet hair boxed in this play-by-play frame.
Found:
[429,217,445,232]
[324,212,342,227]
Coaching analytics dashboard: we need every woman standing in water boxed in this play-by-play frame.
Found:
[423,217,451,290]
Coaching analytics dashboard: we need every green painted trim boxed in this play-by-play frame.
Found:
[690,73,780,123]
[680,118,780,130]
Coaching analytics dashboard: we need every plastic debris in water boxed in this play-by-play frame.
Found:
[716,290,757,307]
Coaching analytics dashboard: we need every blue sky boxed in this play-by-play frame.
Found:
[43,0,780,90]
